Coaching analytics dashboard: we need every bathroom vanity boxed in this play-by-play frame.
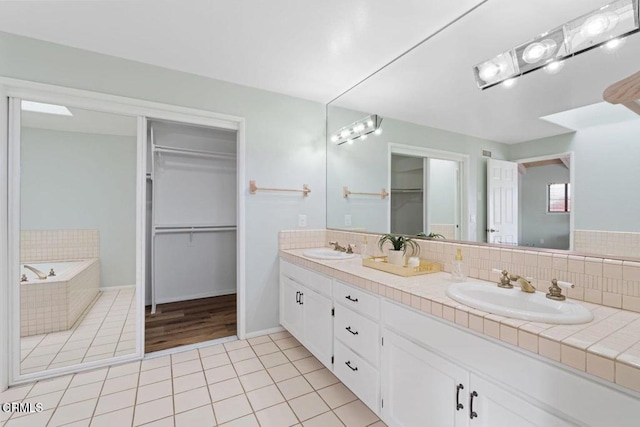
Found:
[279,251,640,427]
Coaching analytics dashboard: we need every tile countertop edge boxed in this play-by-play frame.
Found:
[279,249,640,394]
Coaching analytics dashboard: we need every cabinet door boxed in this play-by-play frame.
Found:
[381,330,469,427]
[281,276,303,339]
[301,288,333,368]
[469,375,577,427]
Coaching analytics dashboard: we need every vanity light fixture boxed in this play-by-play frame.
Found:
[473,0,639,89]
[21,100,73,116]
[332,114,383,145]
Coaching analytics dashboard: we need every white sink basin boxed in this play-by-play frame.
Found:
[303,248,355,260]
[446,281,593,324]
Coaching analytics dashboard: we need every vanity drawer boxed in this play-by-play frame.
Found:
[333,280,380,320]
[280,260,331,297]
[334,305,379,367]
[334,339,379,413]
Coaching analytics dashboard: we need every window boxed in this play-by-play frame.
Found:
[548,183,570,213]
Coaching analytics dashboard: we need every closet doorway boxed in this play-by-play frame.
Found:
[145,120,239,353]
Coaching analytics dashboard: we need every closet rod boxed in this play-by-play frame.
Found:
[155,226,237,234]
[154,144,237,159]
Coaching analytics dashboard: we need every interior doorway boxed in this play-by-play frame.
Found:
[145,119,239,353]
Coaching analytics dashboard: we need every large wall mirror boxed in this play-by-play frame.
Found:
[11,98,142,379]
[327,0,640,259]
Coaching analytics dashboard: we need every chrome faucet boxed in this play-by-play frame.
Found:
[509,274,535,293]
[23,265,47,280]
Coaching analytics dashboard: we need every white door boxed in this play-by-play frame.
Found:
[381,330,469,427]
[301,288,333,368]
[280,277,303,339]
[469,375,576,427]
[486,159,518,245]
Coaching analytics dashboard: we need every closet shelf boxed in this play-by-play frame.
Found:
[155,225,237,234]
[391,188,423,193]
[154,144,236,160]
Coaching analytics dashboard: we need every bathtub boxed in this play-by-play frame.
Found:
[20,259,100,337]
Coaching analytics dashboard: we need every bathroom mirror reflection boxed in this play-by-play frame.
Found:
[326,0,640,259]
[18,100,139,375]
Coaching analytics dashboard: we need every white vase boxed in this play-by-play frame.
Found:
[387,250,405,266]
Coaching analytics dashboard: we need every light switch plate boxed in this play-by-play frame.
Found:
[298,214,307,227]
[344,215,352,226]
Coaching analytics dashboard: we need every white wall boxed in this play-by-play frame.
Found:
[508,119,640,233]
[518,163,570,249]
[21,128,137,287]
[0,31,326,335]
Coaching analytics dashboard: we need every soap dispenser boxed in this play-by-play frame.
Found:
[360,236,369,259]
[451,248,467,282]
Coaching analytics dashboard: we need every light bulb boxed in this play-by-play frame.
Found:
[522,39,557,64]
[360,134,368,140]
[501,78,517,88]
[347,139,354,145]
[602,37,626,52]
[340,130,350,138]
[366,120,374,127]
[356,124,365,132]
[374,128,382,135]
[478,61,502,82]
[543,60,565,74]
[330,135,338,143]
[581,13,619,38]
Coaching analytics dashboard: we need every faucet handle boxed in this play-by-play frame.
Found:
[546,278,573,301]
[492,269,512,289]
[346,244,355,254]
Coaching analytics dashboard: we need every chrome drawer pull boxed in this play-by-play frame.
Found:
[345,295,359,302]
[345,361,358,371]
[345,326,359,335]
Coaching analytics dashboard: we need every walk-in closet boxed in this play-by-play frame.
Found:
[145,120,238,353]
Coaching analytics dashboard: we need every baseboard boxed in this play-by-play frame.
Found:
[245,326,285,339]
[99,284,136,291]
[154,289,236,305]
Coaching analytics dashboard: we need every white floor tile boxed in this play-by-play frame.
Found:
[303,369,339,390]
[246,384,285,411]
[212,394,253,424]
[232,358,264,376]
[333,401,379,427]
[48,398,97,427]
[259,352,289,369]
[267,363,300,382]
[255,402,298,427]
[288,392,330,421]
[208,378,244,402]
[204,365,237,385]
[173,372,206,394]
[239,370,273,392]
[276,376,314,400]
[175,404,216,427]
[220,413,259,427]
[302,411,345,427]
[174,387,211,414]
[94,388,136,416]
[89,406,134,427]
[137,380,173,404]
[317,383,357,409]
[133,396,174,426]
[59,382,102,406]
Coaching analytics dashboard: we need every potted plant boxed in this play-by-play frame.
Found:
[416,232,446,239]
[378,234,420,266]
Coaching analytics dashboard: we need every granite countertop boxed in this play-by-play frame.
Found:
[280,248,640,394]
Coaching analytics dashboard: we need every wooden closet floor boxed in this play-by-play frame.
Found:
[145,294,237,353]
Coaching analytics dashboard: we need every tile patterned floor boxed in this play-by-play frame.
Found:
[20,289,137,374]
[1,331,386,427]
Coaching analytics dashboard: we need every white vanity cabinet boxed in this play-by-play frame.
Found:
[332,281,381,412]
[279,261,333,368]
[381,330,573,427]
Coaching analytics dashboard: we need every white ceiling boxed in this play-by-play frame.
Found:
[0,0,483,103]
[1,0,638,143]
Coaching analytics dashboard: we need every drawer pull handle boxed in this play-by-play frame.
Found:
[345,326,359,335]
[345,295,359,302]
[470,391,478,419]
[456,384,464,410]
[299,292,304,305]
[295,291,300,304]
[345,361,358,371]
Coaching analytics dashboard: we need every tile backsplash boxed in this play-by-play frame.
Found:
[20,229,100,262]
[279,229,640,313]
[574,229,640,258]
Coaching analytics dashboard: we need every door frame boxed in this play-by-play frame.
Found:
[0,77,247,387]
[388,143,470,240]
[513,152,574,250]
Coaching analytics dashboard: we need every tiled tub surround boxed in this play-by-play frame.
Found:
[20,259,100,337]
[20,230,100,263]
[279,241,640,394]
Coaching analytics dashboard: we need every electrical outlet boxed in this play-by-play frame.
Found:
[344,215,352,226]
[298,214,307,227]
